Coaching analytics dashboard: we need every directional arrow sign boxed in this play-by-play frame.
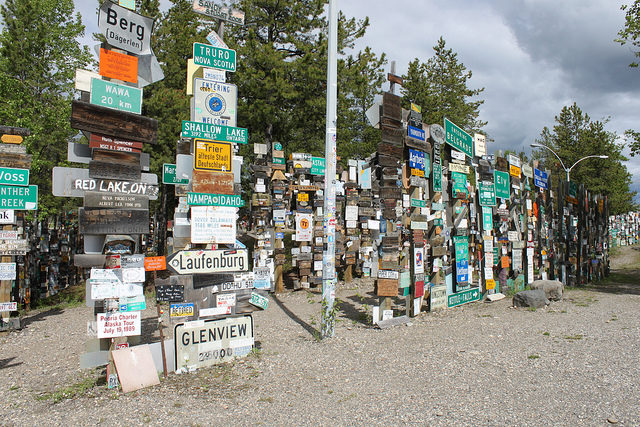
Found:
[447,288,480,308]
[166,249,249,275]
[181,120,247,144]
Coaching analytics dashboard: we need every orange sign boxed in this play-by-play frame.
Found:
[485,279,496,290]
[1,134,23,144]
[99,48,138,84]
[501,256,510,268]
[144,256,166,271]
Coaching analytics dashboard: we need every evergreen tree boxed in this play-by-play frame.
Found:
[0,0,92,217]
[401,37,486,133]
[533,103,636,214]
[616,1,640,157]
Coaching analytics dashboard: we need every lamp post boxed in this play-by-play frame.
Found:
[530,143,608,182]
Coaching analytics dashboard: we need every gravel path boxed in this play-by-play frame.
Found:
[1,247,639,426]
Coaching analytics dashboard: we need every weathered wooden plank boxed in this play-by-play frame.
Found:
[377,278,398,297]
[79,208,149,234]
[89,150,141,181]
[0,153,32,169]
[381,126,404,145]
[71,100,158,144]
[84,192,149,210]
[382,92,402,120]
[0,126,30,136]
[192,169,234,195]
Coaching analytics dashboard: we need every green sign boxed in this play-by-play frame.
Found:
[447,288,480,308]
[162,164,189,185]
[433,163,442,192]
[433,218,443,226]
[187,192,244,207]
[444,117,473,158]
[454,236,469,261]
[311,157,325,175]
[479,181,496,206]
[274,142,283,151]
[119,295,146,312]
[452,172,468,195]
[482,206,493,231]
[90,78,142,114]
[181,121,248,144]
[495,171,510,199]
[0,184,37,210]
[193,42,236,72]
[493,246,499,266]
[0,167,29,186]
[272,157,285,165]
[249,292,268,310]
[411,198,425,208]
[568,182,578,198]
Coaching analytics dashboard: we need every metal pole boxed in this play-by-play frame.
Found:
[321,0,338,339]
[567,169,570,183]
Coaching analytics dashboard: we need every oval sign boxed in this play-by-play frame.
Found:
[1,134,23,144]
[429,124,445,144]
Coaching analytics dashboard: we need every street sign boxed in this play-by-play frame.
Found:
[52,166,159,199]
[478,181,496,207]
[192,1,245,25]
[163,163,189,184]
[0,184,37,210]
[0,167,28,186]
[90,78,142,115]
[193,42,236,72]
[193,139,232,172]
[187,192,244,207]
[192,78,237,126]
[534,168,548,189]
[181,121,247,144]
[494,171,510,199]
[98,1,154,55]
[166,249,249,275]
[433,163,442,192]
[98,48,138,84]
[447,288,480,308]
[311,157,325,175]
[444,117,473,158]
[71,101,157,144]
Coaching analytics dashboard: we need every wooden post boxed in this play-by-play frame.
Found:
[156,304,168,378]
[344,264,353,283]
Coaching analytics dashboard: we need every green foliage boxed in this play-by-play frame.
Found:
[616,1,640,67]
[0,0,91,217]
[401,37,486,132]
[533,103,636,214]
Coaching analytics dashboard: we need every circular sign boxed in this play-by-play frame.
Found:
[300,218,310,229]
[205,93,226,116]
[274,142,283,151]
[429,124,445,144]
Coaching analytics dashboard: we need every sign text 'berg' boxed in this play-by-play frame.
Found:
[98,1,154,55]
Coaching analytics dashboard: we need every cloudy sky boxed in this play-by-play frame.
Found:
[73,0,639,197]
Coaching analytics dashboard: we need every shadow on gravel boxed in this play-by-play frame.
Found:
[271,295,319,338]
[21,307,64,328]
[588,269,640,295]
[340,291,379,325]
[0,356,22,370]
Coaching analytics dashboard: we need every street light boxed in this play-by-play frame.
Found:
[530,143,608,182]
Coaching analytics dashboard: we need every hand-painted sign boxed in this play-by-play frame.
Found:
[0,184,37,210]
[478,181,496,207]
[447,288,480,308]
[534,168,548,189]
[84,192,149,210]
[174,315,254,371]
[193,42,236,72]
[97,311,141,338]
[0,239,28,255]
[494,171,510,199]
[192,1,245,25]
[193,139,232,172]
[90,78,142,115]
[167,249,248,274]
[79,208,149,234]
[98,48,138,84]
[187,192,244,207]
[52,167,159,199]
[155,284,184,302]
[0,167,28,186]
[444,117,473,158]
[192,79,237,127]
[181,121,248,144]
[98,1,154,55]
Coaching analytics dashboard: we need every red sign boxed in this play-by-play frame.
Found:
[414,281,424,298]
[89,139,142,154]
[144,256,166,271]
[115,343,129,350]
[99,48,138,84]
[90,134,143,150]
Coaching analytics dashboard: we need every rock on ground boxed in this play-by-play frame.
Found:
[530,279,564,301]
[513,289,549,308]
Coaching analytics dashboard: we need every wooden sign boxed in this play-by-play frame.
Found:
[192,169,234,195]
[99,48,138,84]
[0,239,27,255]
[1,135,23,144]
[0,152,31,169]
[387,73,403,85]
[52,167,159,199]
[192,273,235,289]
[89,149,141,181]
[0,126,30,137]
[79,208,150,234]
[377,278,398,297]
[193,139,232,172]
[71,100,158,144]
[84,192,148,210]
[89,133,142,153]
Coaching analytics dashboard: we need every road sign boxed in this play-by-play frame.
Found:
[187,192,244,207]
[181,120,247,144]
[163,164,189,185]
[166,249,249,275]
[311,157,325,175]
[193,42,236,72]
[447,288,480,308]
[193,139,232,172]
[192,1,245,25]
[90,78,142,115]
[494,171,510,199]
[98,1,154,55]
[98,48,138,84]
[444,117,473,158]
[192,78,237,126]
[410,198,425,208]
[1,135,22,144]
[478,181,496,206]
[0,167,28,186]
[407,125,425,141]
[433,163,442,192]
[534,168,548,189]
[0,184,37,210]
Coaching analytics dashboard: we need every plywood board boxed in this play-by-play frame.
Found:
[112,345,160,393]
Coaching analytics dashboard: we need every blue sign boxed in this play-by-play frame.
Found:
[456,259,469,283]
[275,232,284,239]
[409,149,425,171]
[534,168,548,189]
[408,125,425,141]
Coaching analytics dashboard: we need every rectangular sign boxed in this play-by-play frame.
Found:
[163,163,189,185]
[52,166,159,200]
[192,1,245,25]
[193,139,232,172]
[311,157,325,175]
[97,311,141,338]
[0,184,37,210]
[0,210,14,224]
[0,167,28,186]
[0,302,17,312]
[192,79,237,127]
[494,171,510,199]
[190,206,236,244]
[509,164,521,178]
[447,288,480,308]
[534,168,548,189]
[98,48,138,83]
[144,256,166,271]
[167,249,248,274]
[181,121,248,144]
[295,213,313,242]
[155,284,184,302]
[119,295,146,312]
[249,292,268,310]
[193,42,236,72]
[478,181,496,207]
[0,231,18,240]
[409,149,425,177]
[407,125,425,141]
[187,192,244,207]
[0,239,28,255]
[192,169,234,195]
[98,1,154,55]
[79,208,150,234]
[170,302,195,318]
[444,117,473,158]
[174,315,254,371]
[90,78,142,115]
[84,192,148,210]
[433,163,442,192]
[89,133,144,151]
[0,262,16,280]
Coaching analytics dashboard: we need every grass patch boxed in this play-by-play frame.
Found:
[258,396,273,403]
[31,285,85,312]
[564,334,583,341]
[36,376,98,403]
[542,331,550,336]
[526,307,537,312]
[528,354,540,359]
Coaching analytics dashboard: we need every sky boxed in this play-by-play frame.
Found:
[72,1,640,199]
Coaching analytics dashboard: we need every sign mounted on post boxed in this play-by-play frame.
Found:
[192,78,237,127]
[163,164,189,185]
[98,1,154,55]
[187,192,244,207]
[310,157,325,175]
[0,167,28,186]
[167,249,248,275]
[192,1,245,25]
[181,121,247,144]
[193,42,236,72]
[98,48,138,84]
[447,288,480,308]
[494,171,510,199]
[444,117,473,158]
[71,101,157,144]
[193,139,232,172]
[534,168,548,189]
[0,184,37,210]
[478,181,496,207]
[190,206,236,244]
[90,78,142,115]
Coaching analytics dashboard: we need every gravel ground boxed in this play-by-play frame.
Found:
[1,246,640,426]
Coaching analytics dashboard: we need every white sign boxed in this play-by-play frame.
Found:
[508,231,519,242]
[0,302,17,312]
[167,249,248,274]
[345,205,359,221]
[98,1,154,55]
[414,247,425,274]
[199,306,232,317]
[295,213,313,242]
[474,133,486,157]
[191,206,236,244]
[0,230,18,240]
[122,267,146,283]
[97,311,141,338]
[253,267,271,289]
[508,154,521,168]
[0,262,16,280]
[206,29,228,49]
[192,78,237,127]
[217,293,236,307]
[378,270,399,279]
[0,210,15,224]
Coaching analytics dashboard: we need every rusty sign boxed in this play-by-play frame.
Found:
[71,100,157,144]
[377,278,398,297]
[79,208,150,234]
[192,169,234,195]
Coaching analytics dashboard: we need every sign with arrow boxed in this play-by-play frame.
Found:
[447,288,480,308]
[166,249,248,275]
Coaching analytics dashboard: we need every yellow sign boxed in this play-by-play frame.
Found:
[410,168,424,177]
[509,164,521,178]
[297,192,309,202]
[1,134,23,144]
[411,103,421,113]
[193,139,232,172]
[486,279,496,290]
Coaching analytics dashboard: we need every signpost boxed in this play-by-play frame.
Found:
[193,42,236,72]
[494,171,510,199]
[444,117,473,158]
[52,166,159,200]
[181,121,247,144]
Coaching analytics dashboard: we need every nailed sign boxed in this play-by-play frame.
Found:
[478,181,496,207]
[0,184,37,210]
[52,167,159,200]
[181,121,248,144]
[193,42,236,72]
[84,192,149,210]
[0,167,28,186]
[190,206,236,244]
[0,239,27,255]
[192,79,237,127]
[447,288,480,308]
[90,78,142,115]
[494,171,510,199]
[98,1,154,55]
[71,101,157,144]
[187,192,244,207]
[192,0,245,25]
[99,48,138,84]
[167,249,248,275]
[444,117,473,158]
[79,208,150,234]
[193,139,232,172]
